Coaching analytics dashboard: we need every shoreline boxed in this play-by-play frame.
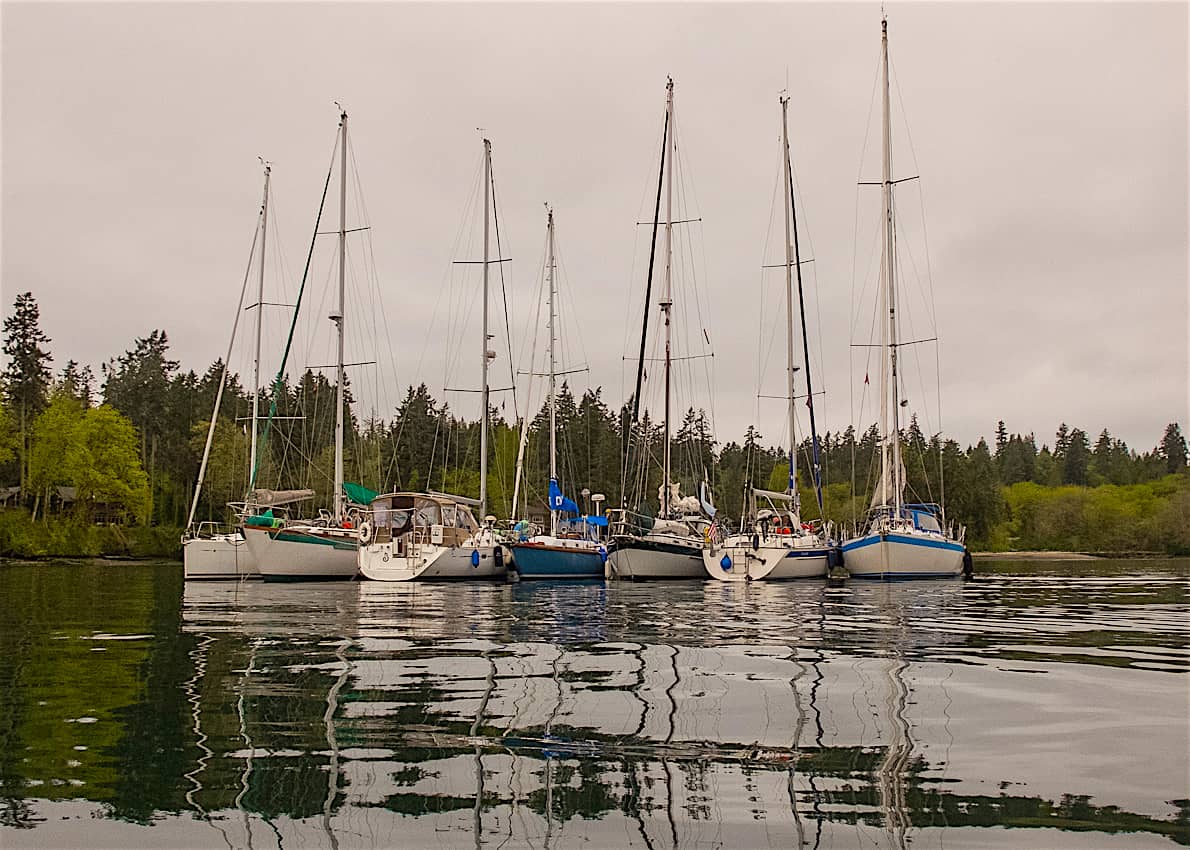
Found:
[972,551,1098,561]
[972,550,1170,561]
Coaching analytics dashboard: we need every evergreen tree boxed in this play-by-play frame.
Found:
[101,331,180,522]
[964,438,1005,543]
[1159,423,1188,473]
[902,415,932,503]
[2,292,53,495]
[1034,445,1059,486]
[999,433,1037,485]
[1089,429,1134,486]
[1062,428,1091,486]
[58,360,95,406]
[1053,423,1071,463]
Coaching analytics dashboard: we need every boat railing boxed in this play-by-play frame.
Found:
[607,508,651,539]
[183,520,238,542]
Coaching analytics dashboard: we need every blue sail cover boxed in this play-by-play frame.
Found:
[548,479,580,514]
[699,481,717,518]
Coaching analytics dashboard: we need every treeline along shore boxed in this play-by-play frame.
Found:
[2,292,1187,559]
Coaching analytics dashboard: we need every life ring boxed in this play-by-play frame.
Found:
[357,521,373,544]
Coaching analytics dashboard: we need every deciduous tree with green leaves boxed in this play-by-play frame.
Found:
[27,391,87,519]
[76,405,150,523]
[27,393,150,523]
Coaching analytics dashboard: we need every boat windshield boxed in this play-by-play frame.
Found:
[440,503,478,531]
[911,510,942,533]
[412,499,442,527]
[451,506,479,531]
[372,499,412,537]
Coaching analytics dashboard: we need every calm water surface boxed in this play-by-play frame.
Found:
[1,559,1187,849]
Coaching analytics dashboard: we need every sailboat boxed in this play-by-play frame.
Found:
[243,109,366,581]
[840,19,967,580]
[606,78,711,580]
[358,138,506,581]
[183,162,275,581]
[703,94,834,582]
[508,206,608,579]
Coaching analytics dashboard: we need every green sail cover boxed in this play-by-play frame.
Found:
[343,482,378,506]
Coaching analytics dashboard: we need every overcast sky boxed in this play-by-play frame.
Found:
[3,1,1186,454]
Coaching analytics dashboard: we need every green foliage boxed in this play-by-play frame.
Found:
[188,416,253,523]
[997,432,1037,485]
[3,291,54,493]
[78,405,151,523]
[26,396,149,523]
[4,308,1187,558]
[0,397,16,466]
[2,291,53,420]
[27,391,89,507]
[57,360,95,406]
[1062,428,1091,486]
[767,460,790,494]
[1003,475,1190,554]
[0,510,182,558]
[1160,422,1188,473]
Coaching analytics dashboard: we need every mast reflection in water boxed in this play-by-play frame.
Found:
[0,560,1187,848]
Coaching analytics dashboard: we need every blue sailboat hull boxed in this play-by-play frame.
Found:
[510,542,605,579]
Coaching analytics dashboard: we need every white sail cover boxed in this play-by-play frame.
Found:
[657,483,701,516]
[869,440,905,509]
[752,487,795,503]
[250,488,316,508]
[651,518,697,536]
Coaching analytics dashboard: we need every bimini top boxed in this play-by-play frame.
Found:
[370,491,477,508]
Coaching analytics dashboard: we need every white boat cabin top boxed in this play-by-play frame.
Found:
[369,492,479,540]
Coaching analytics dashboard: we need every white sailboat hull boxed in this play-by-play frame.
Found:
[606,536,705,580]
[182,534,259,580]
[358,537,508,582]
[841,532,964,579]
[702,534,829,582]
[243,524,359,581]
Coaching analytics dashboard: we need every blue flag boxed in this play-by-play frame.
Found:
[548,479,580,514]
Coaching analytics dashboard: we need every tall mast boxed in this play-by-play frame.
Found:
[783,97,827,521]
[480,138,492,519]
[333,110,347,522]
[780,96,800,520]
[880,18,902,514]
[186,166,264,531]
[627,88,669,513]
[249,162,270,485]
[660,77,674,517]
[546,206,558,538]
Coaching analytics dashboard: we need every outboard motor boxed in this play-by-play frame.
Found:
[962,548,974,579]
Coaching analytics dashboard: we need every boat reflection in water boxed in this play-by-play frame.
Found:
[172,578,1185,849]
[3,562,1185,849]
